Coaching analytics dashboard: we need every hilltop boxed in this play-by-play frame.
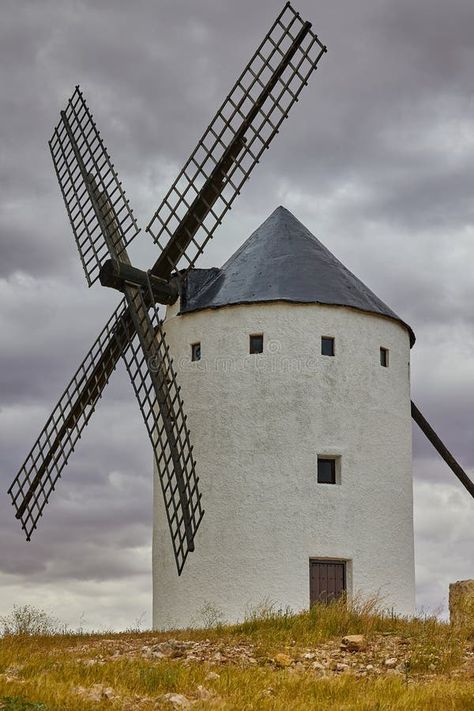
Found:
[0,599,473,710]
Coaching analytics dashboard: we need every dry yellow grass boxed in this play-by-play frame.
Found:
[0,598,473,710]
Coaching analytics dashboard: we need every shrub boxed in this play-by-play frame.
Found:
[195,601,226,629]
[0,605,68,637]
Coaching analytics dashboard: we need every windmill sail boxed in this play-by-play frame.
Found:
[119,290,204,573]
[7,301,130,539]
[49,86,140,285]
[148,2,327,278]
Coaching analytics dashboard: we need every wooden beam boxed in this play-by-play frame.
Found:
[411,400,474,498]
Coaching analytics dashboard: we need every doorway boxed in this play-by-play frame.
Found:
[309,559,346,606]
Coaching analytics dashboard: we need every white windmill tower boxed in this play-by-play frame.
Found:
[154,198,473,628]
[153,206,417,627]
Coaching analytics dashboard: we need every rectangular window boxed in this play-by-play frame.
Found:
[191,342,201,362]
[317,457,338,484]
[321,336,335,356]
[380,347,389,367]
[249,334,264,354]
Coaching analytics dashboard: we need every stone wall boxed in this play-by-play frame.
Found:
[449,580,474,627]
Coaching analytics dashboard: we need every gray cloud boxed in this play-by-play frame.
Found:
[1,0,473,627]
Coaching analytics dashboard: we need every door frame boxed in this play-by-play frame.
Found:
[309,557,351,606]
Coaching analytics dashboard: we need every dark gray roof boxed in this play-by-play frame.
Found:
[180,206,415,346]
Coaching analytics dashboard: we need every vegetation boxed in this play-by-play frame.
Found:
[0,598,472,709]
[0,606,68,638]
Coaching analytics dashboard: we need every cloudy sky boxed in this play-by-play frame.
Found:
[1,0,473,631]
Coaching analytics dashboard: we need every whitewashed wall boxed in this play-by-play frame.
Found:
[153,300,415,629]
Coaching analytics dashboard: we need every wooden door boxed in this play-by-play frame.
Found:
[310,560,346,606]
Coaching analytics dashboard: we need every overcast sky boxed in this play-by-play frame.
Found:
[1,0,473,630]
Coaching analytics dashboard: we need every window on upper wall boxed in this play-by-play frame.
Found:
[317,457,338,484]
[249,334,264,354]
[380,347,389,367]
[321,336,335,357]
[191,342,201,362]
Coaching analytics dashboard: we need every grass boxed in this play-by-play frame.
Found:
[0,597,473,710]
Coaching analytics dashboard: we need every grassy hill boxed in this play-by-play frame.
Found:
[0,598,473,710]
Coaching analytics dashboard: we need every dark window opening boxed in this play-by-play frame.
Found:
[317,457,336,484]
[321,336,335,357]
[191,342,201,362]
[249,334,263,354]
[380,347,389,367]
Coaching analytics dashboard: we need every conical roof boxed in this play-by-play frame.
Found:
[180,206,415,346]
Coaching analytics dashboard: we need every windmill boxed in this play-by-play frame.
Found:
[8,2,473,612]
[151,201,474,624]
[7,3,328,574]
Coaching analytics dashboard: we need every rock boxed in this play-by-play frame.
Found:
[384,658,398,668]
[341,634,367,652]
[449,579,474,628]
[205,671,220,681]
[292,662,305,673]
[142,643,167,659]
[160,693,191,708]
[4,665,23,676]
[274,653,293,667]
[195,685,213,700]
[365,664,374,671]
[312,661,325,670]
[336,663,350,672]
[148,640,189,658]
[303,652,316,660]
[74,684,117,702]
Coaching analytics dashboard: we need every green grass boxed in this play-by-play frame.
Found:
[0,598,472,710]
[0,699,47,711]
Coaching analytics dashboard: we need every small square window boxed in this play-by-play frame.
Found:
[249,334,263,354]
[380,347,389,367]
[317,457,337,484]
[191,342,201,361]
[321,336,335,357]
